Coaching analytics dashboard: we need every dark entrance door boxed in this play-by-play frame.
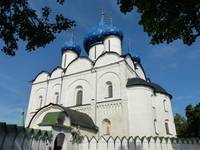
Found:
[53,133,65,150]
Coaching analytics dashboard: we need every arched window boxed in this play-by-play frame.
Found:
[106,81,113,98]
[76,86,83,106]
[102,119,111,135]
[154,119,159,135]
[55,92,59,104]
[39,95,43,108]
[163,99,168,112]
[165,120,170,135]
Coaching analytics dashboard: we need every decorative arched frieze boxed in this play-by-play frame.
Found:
[64,57,93,75]
[50,67,63,79]
[94,52,122,68]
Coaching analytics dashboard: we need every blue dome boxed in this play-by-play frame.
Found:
[62,39,81,55]
[133,55,141,63]
[83,15,123,52]
[103,24,123,39]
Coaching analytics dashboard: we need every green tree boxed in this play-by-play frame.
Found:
[174,113,187,137]
[185,103,200,137]
[174,103,200,137]
[116,0,200,46]
[0,0,74,56]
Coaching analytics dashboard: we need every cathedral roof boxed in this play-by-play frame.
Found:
[150,82,168,95]
[37,104,98,132]
[63,107,98,131]
[126,78,172,98]
[83,13,123,52]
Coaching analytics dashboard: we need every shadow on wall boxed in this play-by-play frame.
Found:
[1,122,200,150]
[0,122,52,150]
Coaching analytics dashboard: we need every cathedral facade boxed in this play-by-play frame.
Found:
[25,13,176,140]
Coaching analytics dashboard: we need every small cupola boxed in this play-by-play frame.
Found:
[103,16,123,54]
[83,11,123,60]
[133,55,141,64]
[61,39,81,56]
[61,32,81,68]
[83,12,106,52]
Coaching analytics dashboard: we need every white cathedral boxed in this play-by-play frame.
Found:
[25,13,177,141]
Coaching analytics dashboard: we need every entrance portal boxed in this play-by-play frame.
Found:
[53,133,65,150]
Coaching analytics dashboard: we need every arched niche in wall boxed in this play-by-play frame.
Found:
[32,88,46,111]
[75,86,83,106]
[52,84,61,104]
[102,118,111,135]
[97,72,121,102]
[63,79,91,106]
[105,81,113,98]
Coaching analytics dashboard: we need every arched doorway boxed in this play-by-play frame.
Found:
[53,133,65,150]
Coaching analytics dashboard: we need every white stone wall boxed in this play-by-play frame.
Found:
[126,86,176,137]
[76,136,200,150]
[104,35,122,55]
[62,50,78,68]
[152,93,177,136]
[126,86,156,137]
[89,44,104,61]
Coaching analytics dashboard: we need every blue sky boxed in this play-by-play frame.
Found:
[0,0,199,124]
